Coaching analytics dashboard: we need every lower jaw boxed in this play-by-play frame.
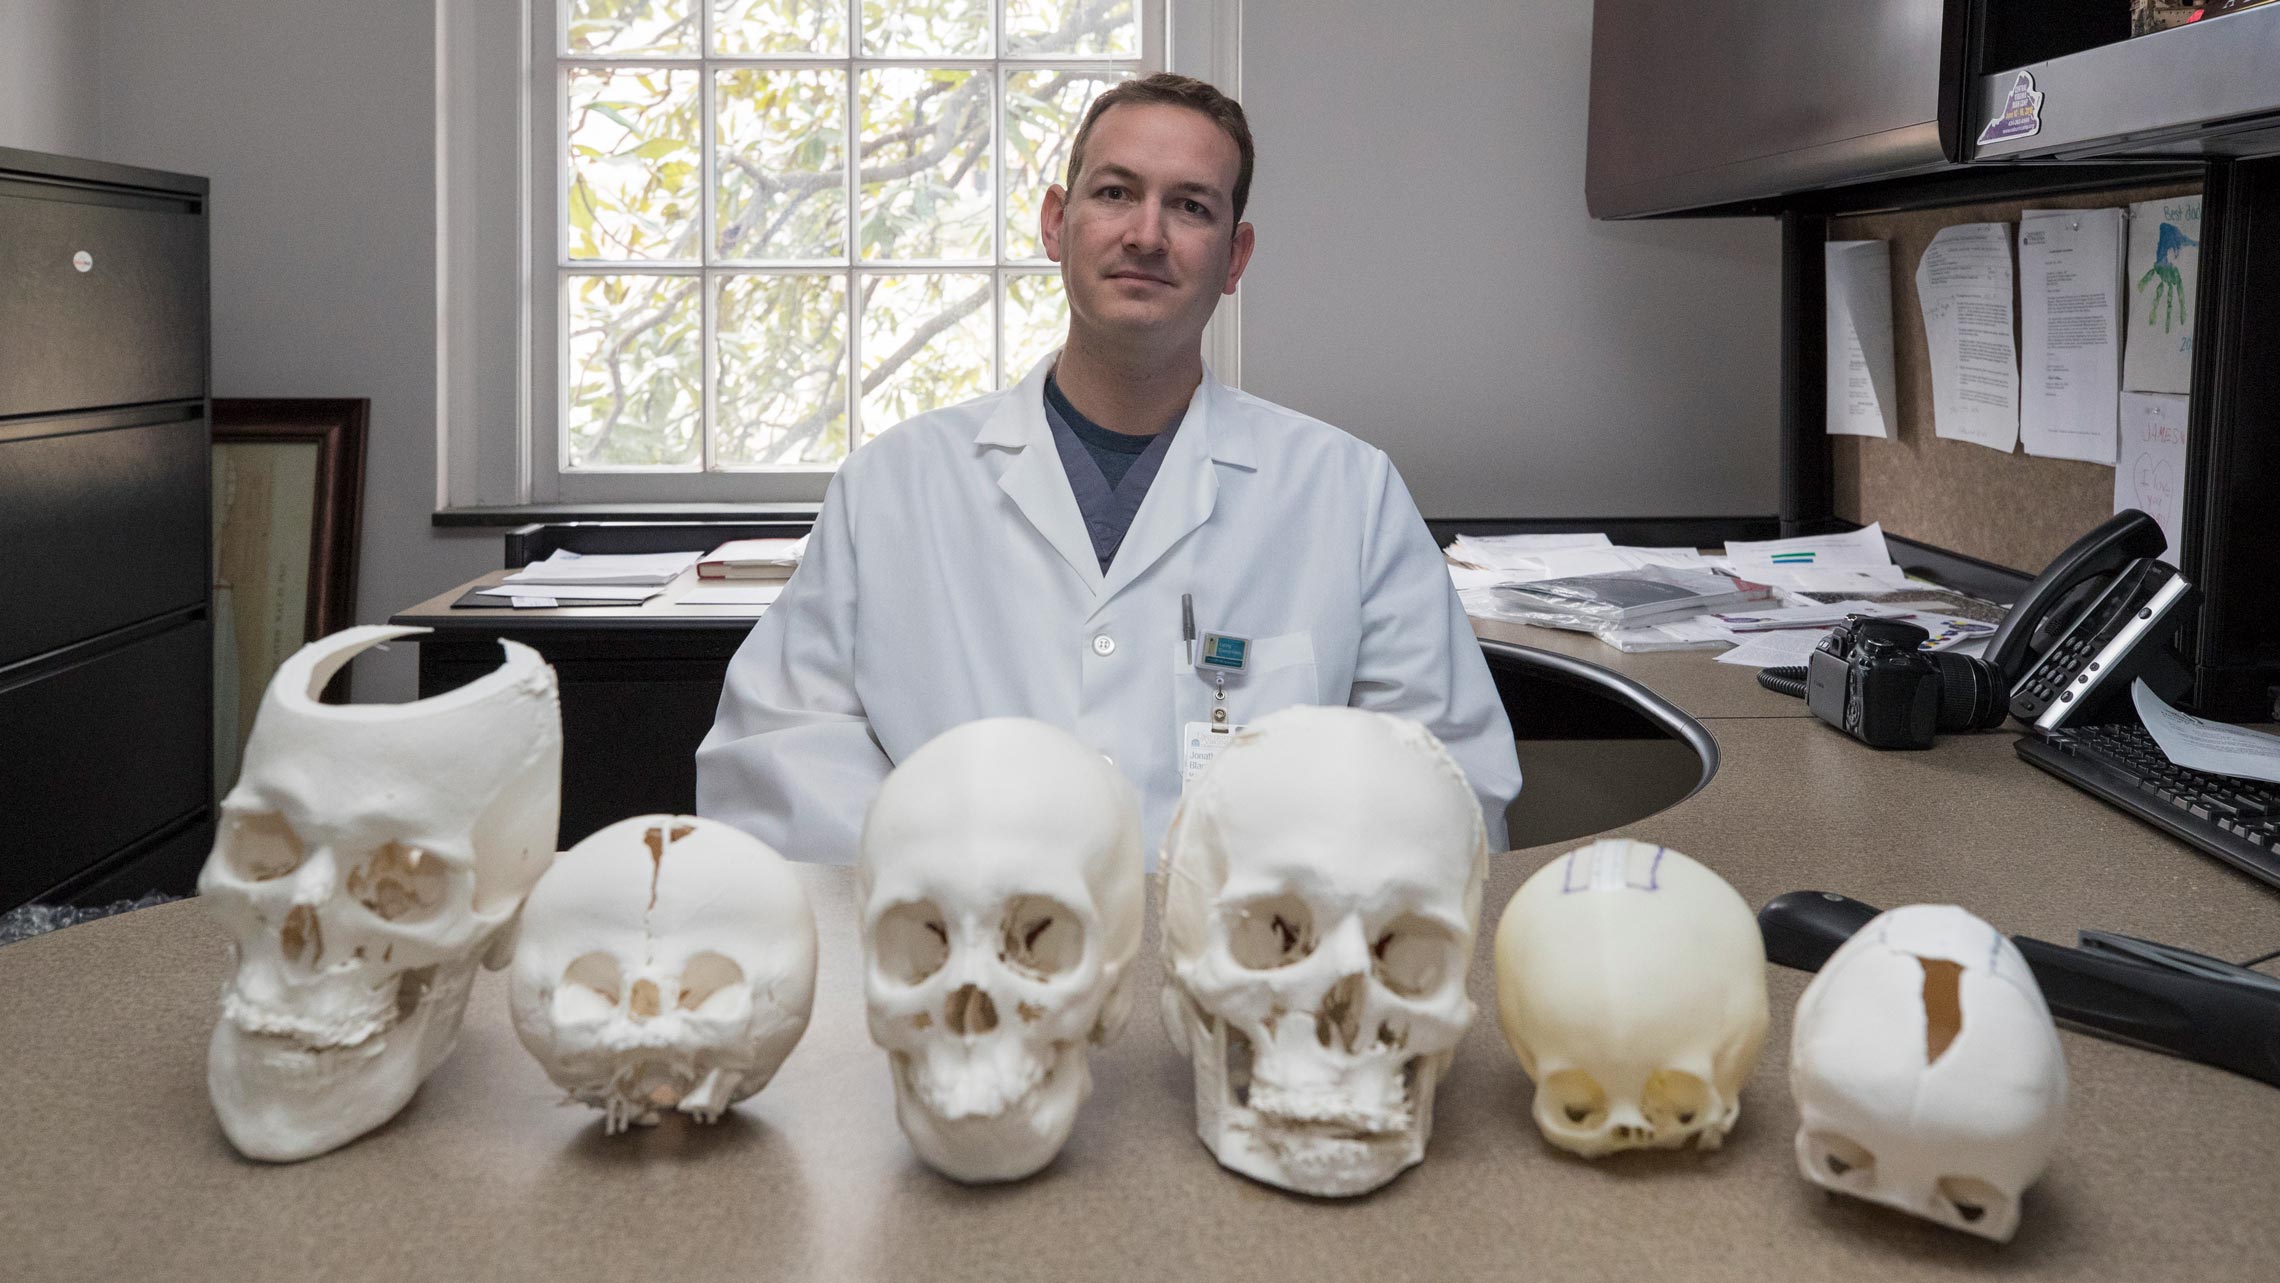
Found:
[894,1047,1088,1184]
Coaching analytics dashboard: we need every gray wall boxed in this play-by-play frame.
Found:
[85,0,498,702]
[0,0,101,156]
[1241,0,1782,518]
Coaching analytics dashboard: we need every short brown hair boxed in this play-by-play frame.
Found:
[1063,73,1254,224]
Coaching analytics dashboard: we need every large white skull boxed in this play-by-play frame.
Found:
[1159,707,1487,1198]
[1493,839,1769,1158]
[858,717,1144,1183]
[1790,903,2067,1242]
[508,815,816,1134]
[199,625,561,1162]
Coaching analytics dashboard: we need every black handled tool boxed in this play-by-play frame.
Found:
[1758,891,2280,1090]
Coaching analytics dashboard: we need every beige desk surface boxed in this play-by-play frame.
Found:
[8,663,2280,1281]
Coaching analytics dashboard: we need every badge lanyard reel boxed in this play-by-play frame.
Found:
[1181,593,1249,786]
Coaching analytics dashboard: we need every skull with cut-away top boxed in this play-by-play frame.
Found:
[509,815,817,1134]
[199,625,561,1162]
[1159,706,1487,1198]
[1790,903,2066,1242]
[858,718,1145,1183]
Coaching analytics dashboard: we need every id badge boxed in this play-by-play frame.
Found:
[1181,720,1247,787]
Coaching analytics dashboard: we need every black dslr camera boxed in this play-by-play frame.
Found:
[1804,615,2006,750]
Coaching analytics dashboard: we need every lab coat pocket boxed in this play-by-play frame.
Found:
[1167,629,1321,727]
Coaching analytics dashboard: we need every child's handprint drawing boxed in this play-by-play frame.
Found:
[2137,220,2197,333]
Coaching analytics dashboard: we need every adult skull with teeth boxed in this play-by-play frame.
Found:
[1159,706,1488,1198]
[199,625,561,1162]
[858,718,1145,1184]
[508,815,817,1135]
[1789,903,2066,1242]
[1493,839,1769,1159]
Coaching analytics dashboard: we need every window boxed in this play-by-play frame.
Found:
[537,0,1163,498]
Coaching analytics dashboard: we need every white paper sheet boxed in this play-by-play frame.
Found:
[1447,565,1518,591]
[2133,679,2280,784]
[676,583,786,606]
[1716,629,1832,668]
[1916,223,2021,453]
[2123,195,2201,395]
[2114,392,2190,557]
[502,549,701,585]
[476,583,664,602]
[1722,523,1891,568]
[1445,532,1611,568]
[1825,240,1897,438]
[2018,208,2124,463]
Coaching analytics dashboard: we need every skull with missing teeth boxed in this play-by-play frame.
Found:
[509,815,817,1135]
[1493,839,1769,1158]
[199,625,561,1162]
[858,718,1145,1184]
[1160,706,1487,1198]
[1790,903,2066,1242]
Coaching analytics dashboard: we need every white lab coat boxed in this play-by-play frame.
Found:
[696,356,1522,863]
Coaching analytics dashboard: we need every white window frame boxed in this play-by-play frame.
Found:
[436,0,1239,510]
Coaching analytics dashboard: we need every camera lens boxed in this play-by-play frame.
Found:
[1932,654,2008,731]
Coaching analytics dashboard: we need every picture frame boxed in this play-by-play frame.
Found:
[210,398,368,781]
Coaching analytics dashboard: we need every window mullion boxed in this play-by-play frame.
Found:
[699,5,718,474]
[844,25,863,446]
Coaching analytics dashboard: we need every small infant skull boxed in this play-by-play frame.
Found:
[509,815,817,1135]
[1790,903,2066,1242]
[1160,706,1488,1198]
[1493,839,1769,1158]
[858,718,1145,1184]
[200,625,562,1162]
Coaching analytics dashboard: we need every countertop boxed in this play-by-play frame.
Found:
[4,637,2279,1281]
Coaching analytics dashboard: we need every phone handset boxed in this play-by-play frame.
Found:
[1982,509,2167,686]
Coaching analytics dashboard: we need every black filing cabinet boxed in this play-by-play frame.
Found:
[0,148,213,911]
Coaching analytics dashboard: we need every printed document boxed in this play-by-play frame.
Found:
[2123,195,2201,395]
[2018,209,2124,463]
[2134,680,2280,785]
[1916,223,2020,453]
[1825,241,1897,438]
[2114,392,2190,557]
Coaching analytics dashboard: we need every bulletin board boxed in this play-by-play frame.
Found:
[1827,179,2201,573]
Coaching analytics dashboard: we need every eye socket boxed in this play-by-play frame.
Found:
[1809,1131,1878,1182]
[874,900,950,985]
[1371,914,1459,997]
[1937,1176,2005,1225]
[999,895,1084,979]
[1540,1069,1609,1130]
[220,809,304,881]
[347,842,449,921]
[555,951,622,1023]
[677,951,747,1013]
[1640,1069,1713,1133]
[1225,894,1315,969]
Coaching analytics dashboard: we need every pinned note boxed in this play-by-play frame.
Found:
[2018,208,2124,463]
[2123,196,2201,395]
[2114,392,2190,557]
[1825,241,1896,438]
[1916,223,2020,453]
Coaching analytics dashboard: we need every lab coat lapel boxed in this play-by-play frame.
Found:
[976,357,1106,593]
[1096,370,1252,605]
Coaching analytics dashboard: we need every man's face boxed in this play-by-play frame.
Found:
[1041,102,1254,353]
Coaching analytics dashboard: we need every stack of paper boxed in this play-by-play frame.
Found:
[472,549,704,606]
[501,550,700,586]
[1716,524,1920,596]
[1445,532,1611,568]
[699,537,809,581]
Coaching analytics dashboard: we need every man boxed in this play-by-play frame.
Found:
[697,73,1520,862]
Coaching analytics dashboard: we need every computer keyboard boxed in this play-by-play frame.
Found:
[2017,722,2280,891]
